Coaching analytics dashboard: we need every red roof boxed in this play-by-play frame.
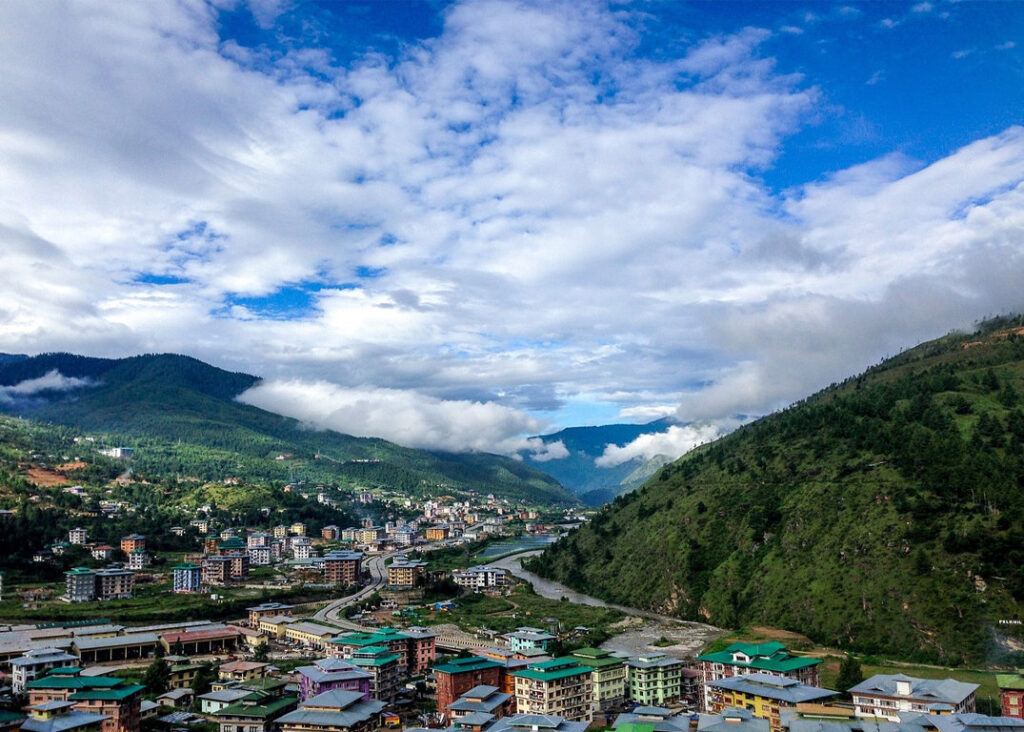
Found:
[162,627,242,643]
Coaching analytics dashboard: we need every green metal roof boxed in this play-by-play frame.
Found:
[512,659,592,682]
[349,653,402,667]
[214,694,298,719]
[70,685,144,701]
[27,677,123,691]
[697,641,821,672]
[433,658,503,675]
[49,668,85,675]
[995,674,1024,690]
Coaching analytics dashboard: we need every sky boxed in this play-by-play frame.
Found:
[0,0,1023,465]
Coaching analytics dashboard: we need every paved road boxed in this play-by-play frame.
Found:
[313,551,393,627]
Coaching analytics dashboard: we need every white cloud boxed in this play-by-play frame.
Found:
[0,370,97,405]
[237,379,556,456]
[596,423,730,467]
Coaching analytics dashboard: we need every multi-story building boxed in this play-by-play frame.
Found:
[321,526,340,541]
[425,526,449,541]
[248,603,295,627]
[277,689,385,732]
[296,658,373,702]
[9,648,78,693]
[392,526,416,546]
[355,527,382,545]
[512,657,594,721]
[346,646,405,702]
[190,519,210,534]
[119,534,145,555]
[341,528,359,542]
[503,628,555,654]
[848,674,978,720]
[447,684,514,722]
[291,539,314,561]
[126,551,148,571]
[401,627,438,676]
[697,643,820,711]
[21,699,109,732]
[212,689,298,732]
[330,628,434,677]
[323,550,362,586]
[453,565,510,591]
[91,546,115,561]
[290,522,307,537]
[285,622,339,650]
[248,546,271,566]
[628,652,685,706]
[273,525,289,539]
[706,673,837,730]
[572,648,627,711]
[172,563,202,593]
[386,558,427,588]
[258,615,296,639]
[434,657,505,713]
[68,528,88,545]
[699,708,770,732]
[998,671,1024,718]
[219,662,270,683]
[95,569,134,600]
[65,568,97,603]
[26,669,143,732]
[248,532,270,548]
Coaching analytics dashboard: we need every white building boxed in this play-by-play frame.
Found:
[248,546,271,566]
[10,648,79,692]
[453,565,510,590]
[68,528,88,545]
[849,674,978,720]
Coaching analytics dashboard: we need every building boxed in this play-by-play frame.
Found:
[248,532,271,548]
[160,627,242,656]
[21,702,107,732]
[627,653,686,706]
[91,546,115,561]
[172,563,203,593]
[126,551,148,571]
[346,646,405,702]
[277,689,385,732]
[434,657,505,714]
[258,615,296,639]
[503,628,555,654]
[425,526,450,541]
[25,669,143,732]
[285,623,339,650]
[613,704,692,732]
[402,627,438,676]
[453,565,510,591]
[212,689,299,732]
[72,633,160,665]
[296,659,373,702]
[705,674,837,730]
[203,555,249,584]
[10,648,78,693]
[697,643,821,711]
[571,648,627,712]
[999,671,1024,719]
[447,685,514,722]
[848,674,978,720]
[290,523,307,537]
[168,664,204,690]
[68,528,88,545]
[94,569,134,601]
[273,525,289,539]
[219,661,270,683]
[119,534,145,555]
[322,526,340,541]
[248,603,295,627]
[199,689,252,715]
[324,551,363,586]
[292,539,314,561]
[780,710,1024,732]
[330,628,435,677]
[65,569,96,603]
[392,526,416,546]
[698,708,771,732]
[386,558,428,589]
[511,658,594,721]
[249,546,271,566]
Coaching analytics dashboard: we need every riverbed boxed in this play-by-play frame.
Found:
[489,550,725,658]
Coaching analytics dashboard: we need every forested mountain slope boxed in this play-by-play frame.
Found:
[0,353,576,505]
[527,316,1024,663]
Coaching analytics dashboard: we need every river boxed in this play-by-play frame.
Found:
[489,550,725,658]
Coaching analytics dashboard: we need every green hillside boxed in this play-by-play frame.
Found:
[0,353,576,505]
[527,316,1024,664]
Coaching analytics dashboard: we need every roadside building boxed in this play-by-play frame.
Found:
[257,615,296,639]
[627,653,685,707]
[386,557,428,589]
[705,674,837,730]
[425,526,450,541]
[511,658,594,721]
[296,659,373,702]
[285,623,339,650]
[571,647,627,712]
[848,674,977,720]
[323,551,362,586]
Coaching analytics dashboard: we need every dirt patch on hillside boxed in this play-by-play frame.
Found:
[24,466,72,487]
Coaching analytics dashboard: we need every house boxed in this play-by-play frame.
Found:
[155,688,194,709]
[25,669,143,732]
[452,566,510,591]
[199,689,251,715]
[627,653,685,706]
[613,704,691,732]
[276,689,385,732]
[997,671,1024,718]
[476,713,588,732]
[296,658,373,702]
[248,603,295,627]
[697,643,821,712]
[447,685,514,722]
[10,649,79,693]
[503,628,555,654]
[211,690,298,732]
[697,708,771,732]
[218,661,269,683]
[21,702,106,732]
[848,674,978,720]
[434,657,506,714]
[705,673,838,730]
[571,648,627,712]
[91,546,115,561]
[168,664,204,690]
[511,658,594,721]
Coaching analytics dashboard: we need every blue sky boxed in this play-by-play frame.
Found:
[0,0,1022,463]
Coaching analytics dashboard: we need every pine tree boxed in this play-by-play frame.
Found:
[836,654,864,694]
[143,657,170,695]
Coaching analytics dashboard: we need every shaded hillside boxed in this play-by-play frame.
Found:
[527,316,1024,663]
[524,420,672,504]
[0,353,576,505]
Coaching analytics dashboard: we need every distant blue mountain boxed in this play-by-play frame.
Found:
[523,418,675,504]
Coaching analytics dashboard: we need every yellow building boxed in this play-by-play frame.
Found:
[258,615,296,639]
[706,673,838,730]
[284,622,338,650]
[218,661,269,682]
